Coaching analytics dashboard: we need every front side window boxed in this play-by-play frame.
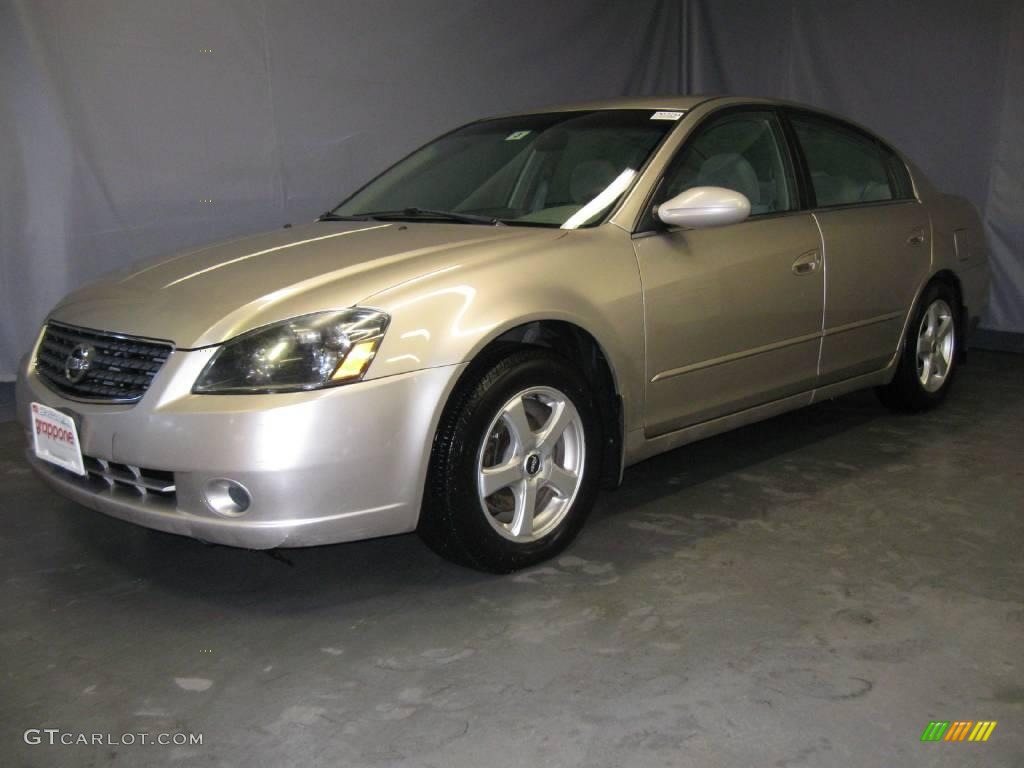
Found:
[653,110,797,219]
[790,115,898,207]
[332,110,676,229]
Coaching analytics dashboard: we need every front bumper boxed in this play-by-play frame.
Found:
[16,349,465,548]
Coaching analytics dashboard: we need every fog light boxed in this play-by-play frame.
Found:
[205,479,251,516]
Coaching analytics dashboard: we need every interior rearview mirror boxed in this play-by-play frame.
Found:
[656,186,751,229]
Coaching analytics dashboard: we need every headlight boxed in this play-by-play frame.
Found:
[192,308,389,394]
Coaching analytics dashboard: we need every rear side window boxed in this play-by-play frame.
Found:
[790,114,907,207]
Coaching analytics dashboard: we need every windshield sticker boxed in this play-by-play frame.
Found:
[504,130,532,141]
[650,111,684,121]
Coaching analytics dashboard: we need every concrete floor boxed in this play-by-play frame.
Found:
[1,351,1021,767]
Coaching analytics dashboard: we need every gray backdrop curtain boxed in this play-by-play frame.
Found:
[1,0,1022,380]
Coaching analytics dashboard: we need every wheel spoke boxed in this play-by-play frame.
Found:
[510,479,538,538]
[480,459,523,497]
[919,353,931,383]
[536,400,574,452]
[545,464,579,498]
[917,333,932,357]
[936,314,953,342]
[933,351,948,377]
[927,303,940,335]
[502,397,535,452]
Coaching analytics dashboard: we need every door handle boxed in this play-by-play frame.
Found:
[792,250,820,275]
[907,227,926,247]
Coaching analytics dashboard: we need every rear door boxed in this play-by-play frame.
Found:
[787,111,931,384]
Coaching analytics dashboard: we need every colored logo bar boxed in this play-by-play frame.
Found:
[921,721,997,742]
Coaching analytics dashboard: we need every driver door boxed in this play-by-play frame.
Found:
[633,109,824,436]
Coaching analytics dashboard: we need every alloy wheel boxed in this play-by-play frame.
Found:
[476,386,586,542]
[916,298,955,393]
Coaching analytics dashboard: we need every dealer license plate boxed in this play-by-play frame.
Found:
[31,402,86,476]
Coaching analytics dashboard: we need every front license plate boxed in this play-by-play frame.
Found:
[31,402,86,476]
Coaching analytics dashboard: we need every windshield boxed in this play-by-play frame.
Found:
[331,110,679,229]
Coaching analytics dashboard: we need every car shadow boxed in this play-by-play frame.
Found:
[599,390,883,513]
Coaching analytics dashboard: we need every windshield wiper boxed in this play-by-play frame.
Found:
[354,208,504,226]
[318,212,373,222]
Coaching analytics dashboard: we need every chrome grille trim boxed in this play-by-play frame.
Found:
[35,322,174,403]
[30,447,178,504]
[83,456,177,495]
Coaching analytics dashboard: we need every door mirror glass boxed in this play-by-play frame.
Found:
[656,186,751,229]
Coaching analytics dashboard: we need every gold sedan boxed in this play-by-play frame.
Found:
[17,96,990,571]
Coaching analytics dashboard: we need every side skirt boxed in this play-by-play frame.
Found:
[623,365,895,468]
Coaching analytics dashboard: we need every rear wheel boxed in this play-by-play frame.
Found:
[419,349,601,572]
[877,281,960,411]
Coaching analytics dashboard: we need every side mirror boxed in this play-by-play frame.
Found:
[656,186,751,229]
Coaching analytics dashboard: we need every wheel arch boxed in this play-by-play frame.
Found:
[446,319,625,489]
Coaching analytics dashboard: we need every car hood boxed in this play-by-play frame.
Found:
[49,221,565,348]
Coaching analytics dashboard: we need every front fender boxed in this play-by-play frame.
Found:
[361,226,646,432]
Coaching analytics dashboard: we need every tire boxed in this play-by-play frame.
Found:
[419,348,602,573]
[876,280,960,412]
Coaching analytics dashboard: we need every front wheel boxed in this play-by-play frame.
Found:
[419,349,601,573]
[877,281,960,411]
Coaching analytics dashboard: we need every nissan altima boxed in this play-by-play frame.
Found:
[17,96,990,572]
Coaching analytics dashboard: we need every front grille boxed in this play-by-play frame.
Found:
[35,322,174,402]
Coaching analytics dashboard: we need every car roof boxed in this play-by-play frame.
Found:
[498,94,854,121]
[527,94,722,113]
